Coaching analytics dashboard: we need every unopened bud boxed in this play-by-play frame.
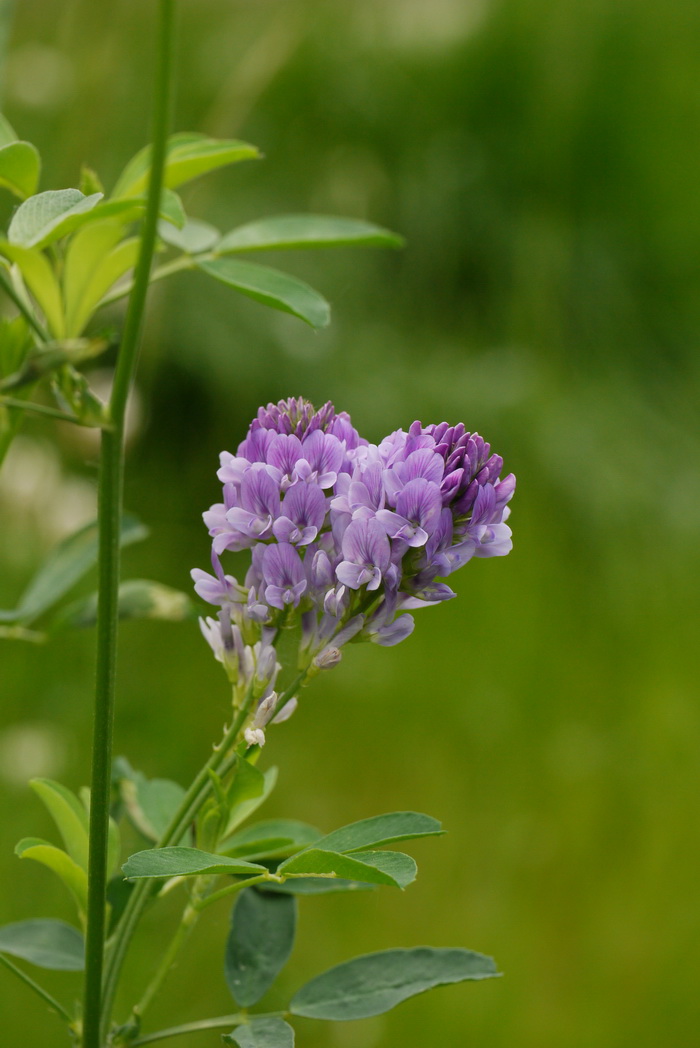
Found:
[244,727,266,748]
[313,646,342,670]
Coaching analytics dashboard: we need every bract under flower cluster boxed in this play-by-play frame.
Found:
[192,398,515,739]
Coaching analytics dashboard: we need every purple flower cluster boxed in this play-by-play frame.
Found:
[192,398,515,734]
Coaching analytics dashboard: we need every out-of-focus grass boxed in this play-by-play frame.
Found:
[1,1,699,1045]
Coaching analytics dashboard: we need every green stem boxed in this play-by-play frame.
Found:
[101,670,307,1032]
[83,3,175,1047]
[192,872,273,912]
[0,395,82,425]
[0,952,74,1025]
[0,268,50,342]
[131,1014,253,1046]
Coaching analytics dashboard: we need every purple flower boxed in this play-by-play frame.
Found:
[225,464,281,542]
[262,543,307,610]
[336,517,391,591]
[376,478,443,547]
[273,482,327,546]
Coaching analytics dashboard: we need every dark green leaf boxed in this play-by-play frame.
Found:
[0,141,41,199]
[312,812,443,855]
[122,846,267,880]
[8,189,103,249]
[223,1017,294,1048]
[0,515,148,625]
[217,214,403,254]
[221,819,321,860]
[0,919,84,971]
[227,756,267,812]
[290,947,500,1020]
[278,849,404,888]
[53,579,194,631]
[118,766,187,842]
[225,888,296,1006]
[159,216,220,254]
[197,258,330,329]
[224,767,277,837]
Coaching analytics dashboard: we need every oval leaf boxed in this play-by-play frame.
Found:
[0,141,41,199]
[278,849,403,888]
[8,189,103,249]
[218,214,403,254]
[122,846,267,880]
[15,838,88,915]
[0,241,64,337]
[29,778,89,868]
[159,217,220,254]
[197,257,330,329]
[0,919,84,971]
[225,888,296,1007]
[223,1017,294,1048]
[221,819,321,859]
[312,812,443,855]
[224,766,278,837]
[290,947,500,1020]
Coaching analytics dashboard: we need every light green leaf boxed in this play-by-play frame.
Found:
[221,819,321,860]
[112,133,260,199]
[53,578,193,631]
[29,778,89,869]
[159,217,219,254]
[223,1017,294,1048]
[0,241,64,337]
[350,850,417,888]
[312,812,443,855]
[79,166,105,196]
[224,766,278,837]
[0,142,41,199]
[122,846,267,880]
[0,514,148,625]
[278,849,404,889]
[227,755,266,811]
[160,188,186,230]
[197,257,330,328]
[217,214,403,254]
[8,189,103,250]
[225,889,296,1007]
[15,838,88,916]
[63,219,134,336]
[0,112,18,147]
[0,317,33,465]
[290,947,500,1020]
[0,919,84,971]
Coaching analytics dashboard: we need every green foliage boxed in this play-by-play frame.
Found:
[116,760,186,843]
[112,133,261,198]
[122,845,267,879]
[28,778,89,868]
[0,515,148,627]
[15,838,88,918]
[0,919,84,971]
[0,142,41,200]
[277,848,414,889]
[53,579,194,631]
[311,811,443,853]
[221,818,321,860]
[8,189,103,250]
[223,1017,295,1048]
[290,947,500,1021]
[224,766,278,837]
[159,217,219,254]
[0,317,33,462]
[225,888,296,1006]
[0,241,65,337]
[217,214,403,254]
[196,258,330,329]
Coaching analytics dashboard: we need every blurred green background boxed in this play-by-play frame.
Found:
[1,0,699,1045]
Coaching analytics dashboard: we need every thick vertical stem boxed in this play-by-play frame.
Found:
[82,3,175,1046]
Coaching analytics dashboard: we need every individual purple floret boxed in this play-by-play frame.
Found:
[192,397,515,735]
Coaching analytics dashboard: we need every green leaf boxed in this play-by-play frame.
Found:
[0,112,18,147]
[197,258,330,329]
[53,578,194,631]
[0,317,33,464]
[312,812,443,855]
[223,1017,294,1048]
[0,241,64,337]
[277,849,406,889]
[50,362,109,427]
[159,217,220,254]
[15,838,88,915]
[62,219,140,336]
[29,778,89,868]
[261,878,375,896]
[0,515,148,625]
[225,888,296,1007]
[8,189,103,250]
[0,919,84,971]
[0,142,41,199]
[112,133,260,199]
[217,214,403,254]
[122,846,267,880]
[290,947,500,1021]
[227,755,266,811]
[224,766,277,837]
[117,763,187,842]
[221,819,321,860]
[160,188,186,230]
[79,166,105,196]
[350,850,417,888]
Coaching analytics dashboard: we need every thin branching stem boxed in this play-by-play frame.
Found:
[0,953,74,1025]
